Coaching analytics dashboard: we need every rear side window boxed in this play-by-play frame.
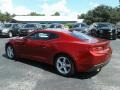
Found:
[71,31,96,41]
[28,32,59,40]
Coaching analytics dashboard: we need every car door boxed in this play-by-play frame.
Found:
[12,24,19,35]
[18,32,58,63]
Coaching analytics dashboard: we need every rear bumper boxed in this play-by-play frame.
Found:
[76,48,112,72]
[87,59,110,72]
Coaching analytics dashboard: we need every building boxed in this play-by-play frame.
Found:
[12,16,84,24]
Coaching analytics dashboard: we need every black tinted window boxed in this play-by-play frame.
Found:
[56,25,62,28]
[81,24,87,27]
[49,25,55,28]
[24,24,36,28]
[73,24,79,28]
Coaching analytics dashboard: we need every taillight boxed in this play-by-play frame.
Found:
[92,47,104,51]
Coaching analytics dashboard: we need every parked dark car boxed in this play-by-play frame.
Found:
[89,22,117,40]
[70,23,89,34]
[19,23,42,36]
[0,23,22,38]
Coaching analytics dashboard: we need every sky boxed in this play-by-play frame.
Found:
[0,0,119,16]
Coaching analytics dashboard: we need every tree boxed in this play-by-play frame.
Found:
[78,14,86,19]
[4,12,12,22]
[80,5,120,24]
[28,12,45,16]
[52,12,60,16]
[0,11,12,22]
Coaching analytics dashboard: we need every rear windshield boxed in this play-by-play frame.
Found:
[71,31,96,41]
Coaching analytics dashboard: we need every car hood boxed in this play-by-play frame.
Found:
[0,27,10,30]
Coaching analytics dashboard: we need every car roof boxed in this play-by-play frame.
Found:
[35,29,71,35]
[4,23,19,24]
[29,23,40,24]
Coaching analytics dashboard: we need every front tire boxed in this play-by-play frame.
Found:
[6,45,16,59]
[55,55,75,76]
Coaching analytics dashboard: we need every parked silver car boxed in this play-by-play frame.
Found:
[70,23,89,34]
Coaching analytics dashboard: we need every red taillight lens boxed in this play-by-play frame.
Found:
[92,47,104,51]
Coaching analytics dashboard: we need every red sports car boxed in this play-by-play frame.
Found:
[5,30,112,76]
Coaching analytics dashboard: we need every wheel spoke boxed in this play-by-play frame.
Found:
[57,60,63,66]
[63,57,66,63]
[56,56,73,75]
[66,64,71,68]
[7,46,14,58]
[63,67,68,74]
[59,66,63,70]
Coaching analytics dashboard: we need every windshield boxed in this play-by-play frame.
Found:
[97,23,111,28]
[49,24,62,28]
[73,24,79,28]
[73,23,87,28]
[24,24,36,28]
[71,31,96,41]
[2,24,12,28]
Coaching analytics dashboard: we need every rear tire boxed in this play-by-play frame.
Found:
[55,55,75,77]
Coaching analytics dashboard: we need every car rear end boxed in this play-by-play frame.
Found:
[70,31,112,72]
[88,40,112,71]
[76,39,112,72]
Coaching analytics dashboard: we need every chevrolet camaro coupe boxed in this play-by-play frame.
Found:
[5,30,112,76]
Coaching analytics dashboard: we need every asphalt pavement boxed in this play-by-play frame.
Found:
[0,38,120,90]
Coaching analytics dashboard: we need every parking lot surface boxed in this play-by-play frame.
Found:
[0,38,120,90]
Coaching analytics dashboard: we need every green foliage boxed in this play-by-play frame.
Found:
[52,12,60,16]
[79,5,120,24]
[64,23,73,29]
[0,11,13,22]
[28,12,45,16]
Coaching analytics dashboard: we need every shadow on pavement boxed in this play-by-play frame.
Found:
[2,53,99,79]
